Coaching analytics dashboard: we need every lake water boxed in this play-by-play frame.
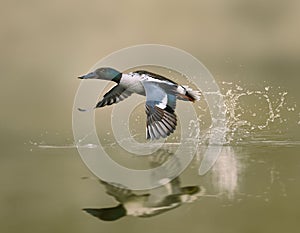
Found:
[2,78,299,233]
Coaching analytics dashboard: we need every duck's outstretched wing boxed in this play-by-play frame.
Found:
[142,81,177,140]
[95,85,133,108]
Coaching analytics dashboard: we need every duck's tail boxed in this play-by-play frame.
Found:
[177,85,201,102]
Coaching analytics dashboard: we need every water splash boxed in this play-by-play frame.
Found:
[218,82,298,143]
[27,129,99,150]
[198,82,299,199]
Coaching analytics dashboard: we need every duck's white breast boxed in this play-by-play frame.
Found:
[120,73,145,94]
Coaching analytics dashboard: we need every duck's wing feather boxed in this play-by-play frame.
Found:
[95,85,133,108]
[142,81,177,140]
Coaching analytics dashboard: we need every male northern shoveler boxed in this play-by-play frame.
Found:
[78,67,201,140]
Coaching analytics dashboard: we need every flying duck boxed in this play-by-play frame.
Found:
[78,67,201,140]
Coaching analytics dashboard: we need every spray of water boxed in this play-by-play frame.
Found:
[218,82,298,143]
[204,81,299,199]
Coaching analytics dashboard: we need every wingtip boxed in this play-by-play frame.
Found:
[77,106,97,112]
[78,107,87,112]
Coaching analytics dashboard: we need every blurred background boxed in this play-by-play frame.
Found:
[0,0,299,233]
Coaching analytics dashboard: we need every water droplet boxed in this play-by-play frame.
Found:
[86,144,97,148]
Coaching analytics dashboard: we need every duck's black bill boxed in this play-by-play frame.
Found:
[78,72,97,79]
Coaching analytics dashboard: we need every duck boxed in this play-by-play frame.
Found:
[78,67,201,140]
[83,178,202,221]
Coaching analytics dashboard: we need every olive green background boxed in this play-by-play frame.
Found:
[1,1,300,233]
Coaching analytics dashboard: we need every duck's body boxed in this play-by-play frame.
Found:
[78,68,201,140]
[119,72,146,95]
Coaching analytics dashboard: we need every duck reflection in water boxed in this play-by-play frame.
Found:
[82,149,204,221]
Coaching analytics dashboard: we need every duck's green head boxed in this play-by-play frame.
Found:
[78,67,122,83]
